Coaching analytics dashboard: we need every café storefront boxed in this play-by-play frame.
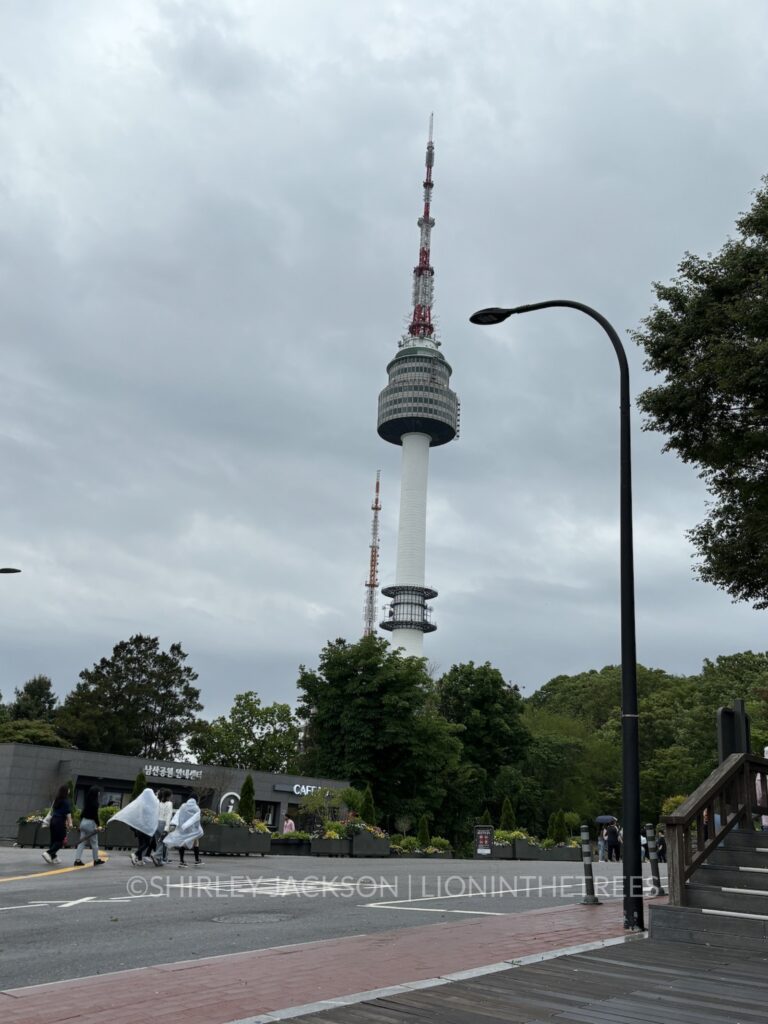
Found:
[0,741,348,840]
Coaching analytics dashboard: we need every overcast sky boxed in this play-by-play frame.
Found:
[2,1,766,719]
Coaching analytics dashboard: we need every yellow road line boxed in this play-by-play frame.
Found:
[0,854,109,884]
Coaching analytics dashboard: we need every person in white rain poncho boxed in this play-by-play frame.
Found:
[164,798,204,866]
[111,788,162,866]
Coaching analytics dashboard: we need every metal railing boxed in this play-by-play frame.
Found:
[663,752,768,905]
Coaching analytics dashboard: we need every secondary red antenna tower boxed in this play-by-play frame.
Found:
[363,471,382,636]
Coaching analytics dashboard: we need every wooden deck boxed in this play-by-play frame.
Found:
[293,937,768,1023]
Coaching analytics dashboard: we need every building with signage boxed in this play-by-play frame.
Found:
[0,742,348,841]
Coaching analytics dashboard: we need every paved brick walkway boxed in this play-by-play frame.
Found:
[0,898,651,1024]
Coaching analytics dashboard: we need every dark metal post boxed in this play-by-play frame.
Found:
[580,824,600,905]
[469,300,644,930]
[645,822,664,896]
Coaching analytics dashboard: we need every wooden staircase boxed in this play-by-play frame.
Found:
[649,752,768,950]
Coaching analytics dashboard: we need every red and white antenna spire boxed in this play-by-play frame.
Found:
[363,471,382,636]
[406,113,437,344]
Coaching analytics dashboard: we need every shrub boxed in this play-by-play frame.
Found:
[99,805,119,827]
[540,838,555,849]
[273,830,310,841]
[360,784,376,825]
[430,837,451,851]
[337,787,363,816]
[239,775,255,824]
[499,797,516,831]
[479,808,493,826]
[131,772,147,800]
[250,819,270,833]
[417,815,431,849]
[400,836,420,853]
[217,811,246,828]
[661,795,688,818]
[547,809,568,844]
[389,834,404,847]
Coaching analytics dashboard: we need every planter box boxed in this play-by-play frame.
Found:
[199,824,252,856]
[393,852,453,859]
[104,820,137,850]
[513,840,580,861]
[351,833,390,858]
[539,846,581,862]
[475,845,515,859]
[248,831,272,856]
[16,822,38,847]
[270,838,311,856]
[514,839,544,859]
[311,838,352,857]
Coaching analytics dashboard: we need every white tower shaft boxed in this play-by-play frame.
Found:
[391,433,431,655]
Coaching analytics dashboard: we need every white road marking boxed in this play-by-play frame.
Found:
[58,896,97,909]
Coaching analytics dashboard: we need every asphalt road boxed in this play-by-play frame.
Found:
[0,846,666,990]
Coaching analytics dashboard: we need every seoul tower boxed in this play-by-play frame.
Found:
[377,116,460,656]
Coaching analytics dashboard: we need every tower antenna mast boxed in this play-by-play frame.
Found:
[376,116,460,656]
[363,471,382,636]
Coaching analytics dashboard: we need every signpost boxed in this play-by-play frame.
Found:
[474,824,494,856]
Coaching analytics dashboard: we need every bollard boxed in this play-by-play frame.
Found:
[580,824,600,905]
[645,822,665,896]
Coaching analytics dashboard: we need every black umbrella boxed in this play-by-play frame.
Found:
[595,815,617,824]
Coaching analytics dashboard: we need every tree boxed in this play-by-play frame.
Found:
[297,635,465,827]
[239,775,255,823]
[188,692,300,773]
[10,676,57,722]
[435,661,531,820]
[499,796,516,830]
[360,783,376,825]
[479,807,493,826]
[0,719,71,747]
[131,771,147,800]
[547,809,568,844]
[56,635,201,757]
[417,814,431,848]
[633,178,768,607]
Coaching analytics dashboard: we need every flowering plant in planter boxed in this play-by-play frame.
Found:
[249,820,271,833]
[494,829,537,848]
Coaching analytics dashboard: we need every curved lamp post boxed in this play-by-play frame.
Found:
[470,300,643,931]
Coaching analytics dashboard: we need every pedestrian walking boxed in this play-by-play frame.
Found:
[656,832,667,863]
[110,788,161,866]
[165,797,204,867]
[282,814,296,833]
[597,827,607,862]
[73,785,105,867]
[157,789,174,864]
[42,784,72,865]
[605,820,621,862]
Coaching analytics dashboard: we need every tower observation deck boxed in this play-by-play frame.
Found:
[377,117,459,656]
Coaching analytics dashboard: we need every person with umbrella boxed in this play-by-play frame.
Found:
[595,815,613,862]
[596,815,620,862]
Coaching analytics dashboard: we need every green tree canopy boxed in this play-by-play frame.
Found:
[10,676,57,722]
[297,635,465,827]
[0,719,72,747]
[56,635,202,757]
[634,178,768,607]
[188,692,300,773]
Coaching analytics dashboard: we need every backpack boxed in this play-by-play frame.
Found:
[606,823,619,842]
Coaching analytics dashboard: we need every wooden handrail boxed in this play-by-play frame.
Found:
[661,752,768,906]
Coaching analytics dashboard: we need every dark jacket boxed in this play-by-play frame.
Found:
[51,797,71,820]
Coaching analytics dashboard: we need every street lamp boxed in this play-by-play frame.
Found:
[0,568,21,574]
[469,300,643,931]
